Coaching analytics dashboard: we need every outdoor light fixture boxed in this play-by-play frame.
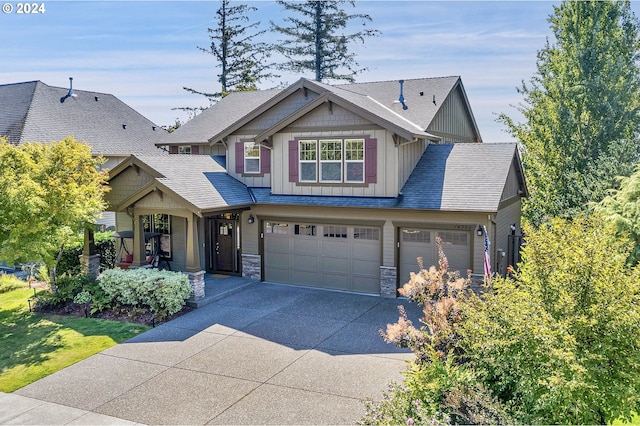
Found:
[476,225,484,237]
[510,223,517,235]
[248,215,255,224]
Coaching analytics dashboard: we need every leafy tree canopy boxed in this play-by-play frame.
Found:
[594,163,640,264]
[271,0,380,82]
[0,137,109,279]
[460,215,640,424]
[499,0,640,225]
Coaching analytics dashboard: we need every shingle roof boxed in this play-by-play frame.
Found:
[0,80,165,156]
[396,143,519,211]
[163,89,283,145]
[164,77,472,146]
[119,155,253,213]
[337,76,463,131]
[249,143,519,212]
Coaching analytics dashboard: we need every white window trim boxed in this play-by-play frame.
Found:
[344,139,365,183]
[244,142,260,174]
[297,138,366,184]
[299,140,318,183]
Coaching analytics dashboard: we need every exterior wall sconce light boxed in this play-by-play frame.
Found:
[248,214,255,224]
[510,223,517,235]
[476,225,484,237]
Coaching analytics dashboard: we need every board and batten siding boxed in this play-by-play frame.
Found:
[271,128,398,197]
[397,139,428,191]
[428,85,479,144]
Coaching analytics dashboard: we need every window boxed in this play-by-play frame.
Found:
[323,225,347,238]
[320,140,342,182]
[354,227,380,240]
[244,142,260,174]
[178,146,191,155]
[299,140,317,182]
[142,214,172,259]
[438,231,468,246]
[296,138,365,184]
[266,222,289,234]
[402,229,430,243]
[295,224,316,236]
[345,139,364,182]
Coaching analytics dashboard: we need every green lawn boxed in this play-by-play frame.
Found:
[0,283,149,392]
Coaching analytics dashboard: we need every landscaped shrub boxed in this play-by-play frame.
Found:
[98,268,191,320]
[53,274,93,303]
[56,232,116,276]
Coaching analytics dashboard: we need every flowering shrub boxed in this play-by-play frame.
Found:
[98,268,191,319]
[361,238,512,425]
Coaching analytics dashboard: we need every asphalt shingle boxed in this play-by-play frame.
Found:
[0,80,165,156]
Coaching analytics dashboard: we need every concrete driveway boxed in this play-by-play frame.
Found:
[6,279,422,425]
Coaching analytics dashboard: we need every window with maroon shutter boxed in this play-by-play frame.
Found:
[191,145,199,155]
[260,145,271,174]
[289,140,299,182]
[365,138,377,183]
[169,145,178,154]
[235,142,244,174]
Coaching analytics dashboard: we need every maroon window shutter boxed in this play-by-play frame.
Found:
[260,145,271,174]
[169,145,178,154]
[191,145,199,155]
[365,138,377,183]
[235,142,244,173]
[288,140,299,182]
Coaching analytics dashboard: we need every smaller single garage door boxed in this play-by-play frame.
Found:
[399,228,471,286]
[264,222,381,294]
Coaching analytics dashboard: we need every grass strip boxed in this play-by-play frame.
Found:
[0,286,149,392]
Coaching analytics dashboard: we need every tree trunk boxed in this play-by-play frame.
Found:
[49,244,65,294]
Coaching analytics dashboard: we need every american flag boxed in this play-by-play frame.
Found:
[483,226,492,279]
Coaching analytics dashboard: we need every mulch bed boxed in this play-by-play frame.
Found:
[35,299,193,327]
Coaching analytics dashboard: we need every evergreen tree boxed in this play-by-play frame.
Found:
[271,0,379,83]
[183,0,276,105]
[499,0,640,225]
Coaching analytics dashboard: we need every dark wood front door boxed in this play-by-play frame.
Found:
[214,220,235,272]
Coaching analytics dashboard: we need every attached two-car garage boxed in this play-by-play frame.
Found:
[264,221,381,294]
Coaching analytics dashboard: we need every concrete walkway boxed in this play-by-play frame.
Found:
[3,277,422,425]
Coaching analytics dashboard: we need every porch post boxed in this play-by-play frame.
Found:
[132,214,146,267]
[185,213,205,301]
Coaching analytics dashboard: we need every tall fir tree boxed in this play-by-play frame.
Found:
[183,0,277,106]
[271,0,379,83]
[499,0,640,225]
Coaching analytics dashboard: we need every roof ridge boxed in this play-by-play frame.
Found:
[336,76,461,87]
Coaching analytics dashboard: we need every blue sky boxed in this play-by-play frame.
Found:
[1,1,616,142]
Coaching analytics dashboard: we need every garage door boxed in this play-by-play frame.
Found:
[399,228,471,286]
[264,222,381,294]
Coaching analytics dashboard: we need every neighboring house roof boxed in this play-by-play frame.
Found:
[109,155,253,216]
[250,143,524,213]
[0,80,165,156]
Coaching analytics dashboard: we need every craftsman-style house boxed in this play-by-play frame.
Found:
[105,76,527,298]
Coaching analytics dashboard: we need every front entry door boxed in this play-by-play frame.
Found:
[214,220,235,272]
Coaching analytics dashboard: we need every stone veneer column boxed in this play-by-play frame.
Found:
[187,270,205,301]
[241,254,261,280]
[380,266,397,298]
[79,254,101,279]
